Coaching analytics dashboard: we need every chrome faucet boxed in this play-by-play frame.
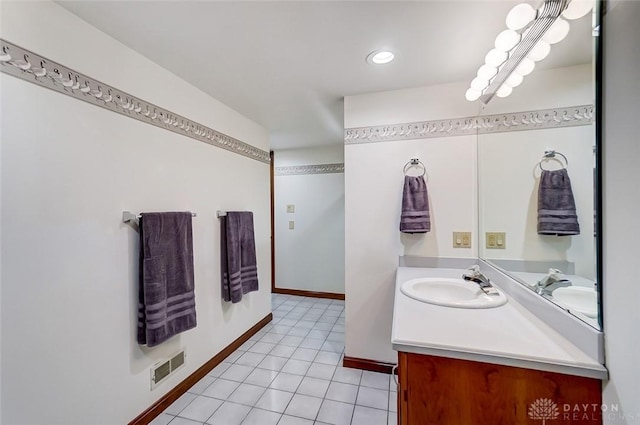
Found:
[463,265,499,295]
[536,268,572,295]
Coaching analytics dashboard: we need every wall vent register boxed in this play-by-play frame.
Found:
[150,350,186,390]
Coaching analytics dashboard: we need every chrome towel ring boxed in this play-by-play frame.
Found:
[538,150,568,171]
[403,158,427,177]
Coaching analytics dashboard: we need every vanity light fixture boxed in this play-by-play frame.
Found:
[465,0,594,103]
[366,50,395,65]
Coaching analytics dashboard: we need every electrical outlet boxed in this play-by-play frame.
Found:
[286,204,295,213]
[486,232,506,249]
[453,232,472,248]
[288,221,295,230]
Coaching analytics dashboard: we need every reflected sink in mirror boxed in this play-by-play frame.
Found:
[400,278,508,309]
[552,286,598,319]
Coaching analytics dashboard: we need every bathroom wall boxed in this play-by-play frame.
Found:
[0,2,271,424]
[273,145,345,294]
[344,81,478,362]
[602,1,640,423]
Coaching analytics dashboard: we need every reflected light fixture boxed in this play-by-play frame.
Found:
[506,3,537,30]
[465,0,594,103]
[562,0,594,19]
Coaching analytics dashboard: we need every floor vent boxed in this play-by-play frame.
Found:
[151,349,186,390]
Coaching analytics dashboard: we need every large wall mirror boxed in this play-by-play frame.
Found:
[477,0,601,329]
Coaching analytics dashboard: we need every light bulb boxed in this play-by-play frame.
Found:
[470,77,489,91]
[515,58,535,76]
[485,49,508,67]
[477,64,498,80]
[506,3,537,31]
[527,40,551,62]
[495,29,522,52]
[505,73,524,88]
[465,88,482,101]
[542,18,570,44]
[366,50,395,65]
[496,84,513,98]
[562,0,594,20]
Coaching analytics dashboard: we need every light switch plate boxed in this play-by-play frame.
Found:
[286,204,295,213]
[288,221,295,230]
[453,232,472,248]
[486,232,506,249]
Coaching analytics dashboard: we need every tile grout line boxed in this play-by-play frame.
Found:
[163,294,383,425]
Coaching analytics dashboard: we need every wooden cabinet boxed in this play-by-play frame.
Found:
[397,352,602,425]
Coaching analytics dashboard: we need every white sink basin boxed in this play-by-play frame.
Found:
[551,286,598,318]
[400,278,508,309]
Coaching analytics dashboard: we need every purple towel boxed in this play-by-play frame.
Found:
[538,169,580,236]
[400,175,431,233]
[221,211,259,303]
[138,212,197,347]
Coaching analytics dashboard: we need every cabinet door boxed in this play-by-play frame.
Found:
[398,352,408,425]
[400,352,602,425]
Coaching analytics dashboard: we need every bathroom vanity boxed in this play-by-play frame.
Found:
[392,264,607,425]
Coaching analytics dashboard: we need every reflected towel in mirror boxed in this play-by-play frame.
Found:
[537,169,580,236]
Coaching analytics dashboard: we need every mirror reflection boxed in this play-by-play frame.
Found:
[476,1,599,328]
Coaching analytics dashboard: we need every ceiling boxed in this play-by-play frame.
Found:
[57,1,593,150]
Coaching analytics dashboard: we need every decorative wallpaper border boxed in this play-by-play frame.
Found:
[275,163,344,176]
[0,39,270,163]
[344,104,594,144]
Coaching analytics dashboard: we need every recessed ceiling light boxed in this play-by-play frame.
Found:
[366,50,395,65]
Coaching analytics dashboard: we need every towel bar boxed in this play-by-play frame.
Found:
[216,210,227,217]
[122,211,197,231]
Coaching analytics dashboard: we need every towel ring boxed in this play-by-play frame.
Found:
[538,150,568,171]
[403,158,426,177]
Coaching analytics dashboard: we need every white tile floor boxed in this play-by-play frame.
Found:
[153,294,397,425]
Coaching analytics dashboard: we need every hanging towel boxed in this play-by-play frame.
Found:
[537,169,580,236]
[137,212,196,347]
[400,175,431,233]
[221,211,259,303]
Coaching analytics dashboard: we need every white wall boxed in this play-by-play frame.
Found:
[602,1,640,423]
[0,2,271,424]
[344,81,478,362]
[274,146,345,294]
[478,64,596,279]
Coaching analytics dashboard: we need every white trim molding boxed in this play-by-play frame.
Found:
[275,163,345,176]
[344,104,594,144]
[0,39,270,164]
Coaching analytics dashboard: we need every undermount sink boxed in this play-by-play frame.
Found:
[551,286,598,318]
[400,278,508,309]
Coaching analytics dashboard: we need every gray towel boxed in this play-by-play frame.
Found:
[221,211,259,303]
[138,212,196,347]
[400,175,431,233]
[538,169,580,236]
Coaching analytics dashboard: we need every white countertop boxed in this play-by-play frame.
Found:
[392,266,608,380]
